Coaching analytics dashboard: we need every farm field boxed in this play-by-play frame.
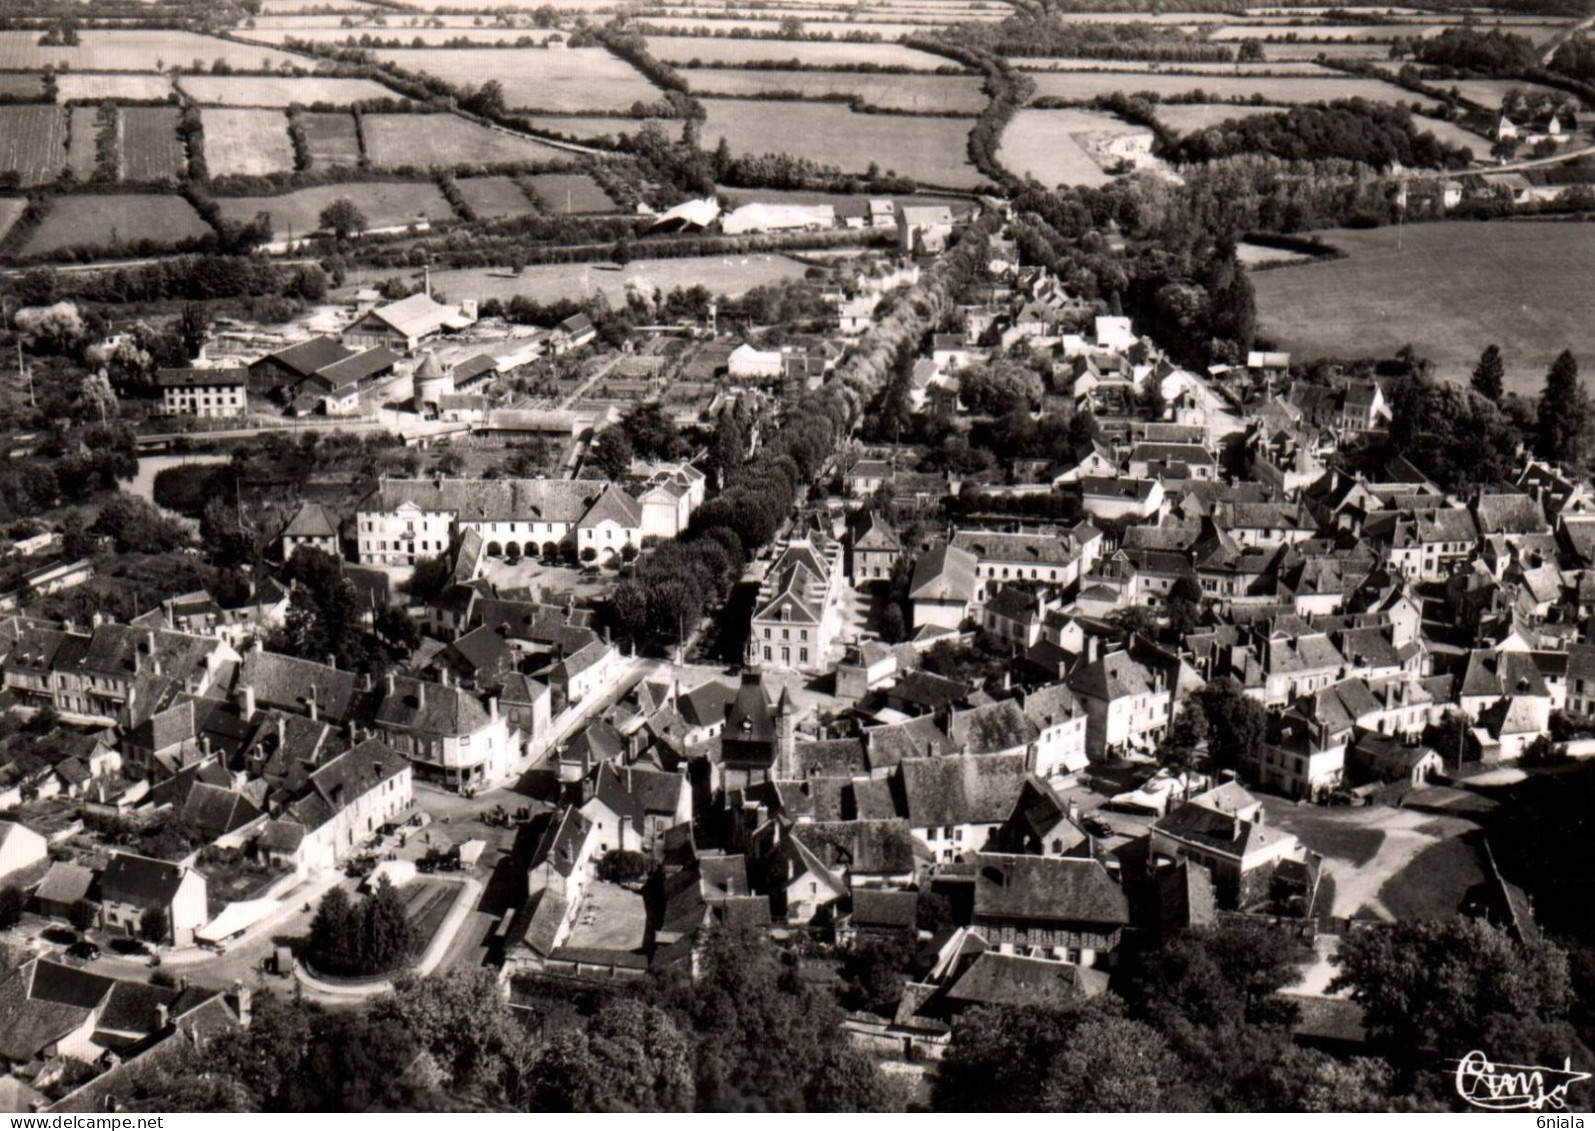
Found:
[1253,222,1595,395]
[55,73,174,102]
[0,29,302,71]
[1411,113,1490,160]
[1153,101,1285,134]
[524,115,640,143]
[20,193,211,257]
[0,74,43,99]
[426,252,811,306]
[1210,23,1439,39]
[644,36,958,69]
[1014,59,1333,75]
[299,112,363,168]
[362,114,570,168]
[718,184,975,214]
[0,199,26,244]
[523,173,617,214]
[216,181,456,235]
[635,17,951,36]
[178,75,402,106]
[456,175,538,219]
[66,107,102,179]
[236,25,563,45]
[701,98,987,189]
[1262,41,1391,59]
[1444,78,1568,110]
[683,67,986,113]
[371,47,660,113]
[201,109,296,176]
[0,106,66,186]
[1027,70,1439,107]
[258,0,380,10]
[122,107,187,181]
[1000,108,1150,187]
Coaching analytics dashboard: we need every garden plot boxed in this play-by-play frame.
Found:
[372,47,661,113]
[202,108,296,176]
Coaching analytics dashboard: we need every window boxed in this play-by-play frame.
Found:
[799,648,808,664]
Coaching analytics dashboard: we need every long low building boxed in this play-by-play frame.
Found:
[355,477,644,566]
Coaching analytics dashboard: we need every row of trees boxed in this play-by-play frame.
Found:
[608,217,995,651]
[120,927,895,1111]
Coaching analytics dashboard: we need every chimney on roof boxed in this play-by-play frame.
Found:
[146,630,157,655]
[276,713,286,748]
[386,671,395,697]
[363,671,373,693]
[489,696,499,722]
[307,685,319,722]
[156,1003,170,1030]
[251,637,264,654]
[237,682,256,721]
[91,611,103,628]
[417,682,426,710]
[233,981,252,1026]
[326,653,336,671]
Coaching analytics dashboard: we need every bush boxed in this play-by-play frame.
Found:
[597,849,650,883]
[0,885,24,929]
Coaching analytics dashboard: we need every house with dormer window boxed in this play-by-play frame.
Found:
[746,533,843,673]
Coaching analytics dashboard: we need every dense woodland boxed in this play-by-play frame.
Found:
[1166,100,1473,170]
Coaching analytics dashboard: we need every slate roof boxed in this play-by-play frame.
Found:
[100,853,190,909]
[281,503,339,540]
[236,650,358,724]
[943,951,1107,1009]
[258,336,354,379]
[314,346,400,387]
[851,888,919,930]
[34,861,94,907]
[376,674,490,736]
[909,544,977,603]
[678,679,736,729]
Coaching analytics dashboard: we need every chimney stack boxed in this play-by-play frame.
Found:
[418,682,426,710]
[307,684,319,722]
[238,682,256,721]
[386,671,396,697]
[489,696,499,722]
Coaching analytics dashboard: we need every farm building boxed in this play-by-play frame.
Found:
[248,335,355,394]
[344,293,478,352]
[650,197,721,232]
[728,343,783,380]
[550,313,596,355]
[898,206,955,255]
[722,203,836,234]
[155,368,248,418]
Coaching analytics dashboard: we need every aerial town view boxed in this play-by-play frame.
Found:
[0,0,1592,1115]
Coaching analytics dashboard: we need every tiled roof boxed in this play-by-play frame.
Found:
[901,752,1028,829]
[973,853,1128,926]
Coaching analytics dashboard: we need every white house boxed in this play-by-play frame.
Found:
[156,368,248,418]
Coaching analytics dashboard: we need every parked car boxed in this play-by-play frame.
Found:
[1083,815,1115,839]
